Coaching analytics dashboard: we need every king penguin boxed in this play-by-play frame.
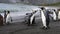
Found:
[40,7,50,29]
[52,9,57,21]
[30,11,37,25]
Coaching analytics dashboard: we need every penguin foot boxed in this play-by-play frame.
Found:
[41,26,45,29]
[41,26,48,30]
[44,27,48,30]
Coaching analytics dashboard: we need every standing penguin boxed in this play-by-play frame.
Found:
[26,13,33,26]
[6,11,12,25]
[41,9,47,29]
[27,10,37,26]
[52,9,57,21]
[30,11,37,25]
[41,7,50,29]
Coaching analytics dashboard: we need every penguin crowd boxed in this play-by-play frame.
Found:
[25,7,57,29]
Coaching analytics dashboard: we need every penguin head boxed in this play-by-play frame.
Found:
[7,11,10,14]
[32,11,37,14]
[41,7,45,10]
[52,9,56,12]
